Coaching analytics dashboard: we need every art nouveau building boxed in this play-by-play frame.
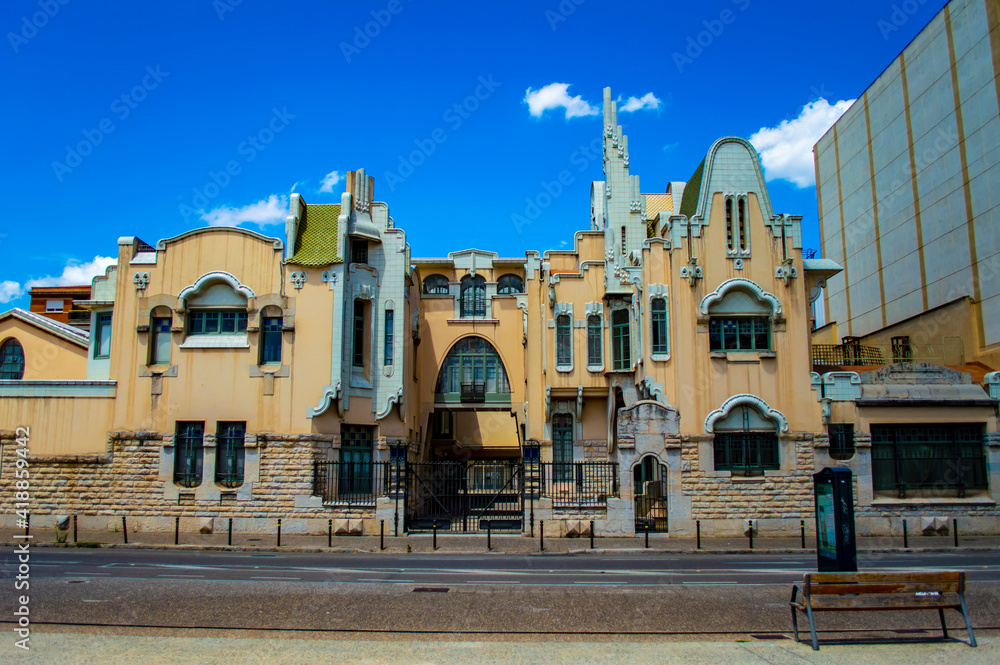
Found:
[1,89,997,539]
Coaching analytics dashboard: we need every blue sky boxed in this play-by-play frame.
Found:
[0,0,948,307]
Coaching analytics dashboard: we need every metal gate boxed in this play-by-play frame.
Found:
[405,461,523,532]
[633,456,668,533]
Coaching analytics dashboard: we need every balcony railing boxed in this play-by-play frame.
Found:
[538,462,619,506]
[460,382,485,403]
[813,340,964,368]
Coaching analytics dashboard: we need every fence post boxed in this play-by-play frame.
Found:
[748,520,753,550]
[122,516,128,544]
[277,518,282,548]
[73,515,78,544]
[174,516,179,545]
[953,518,959,547]
[800,519,806,549]
[902,519,908,549]
[590,520,594,549]
[228,517,233,547]
[696,520,701,549]
[380,519,385,551]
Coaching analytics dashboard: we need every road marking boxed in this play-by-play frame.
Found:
[682,581,737,585]
[477,581,521,584]
[250,576,301,580]
[357,578,415,583]
[157,574,205,578]
[63,571,110,576]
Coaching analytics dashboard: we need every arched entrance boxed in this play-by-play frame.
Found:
[633,455,668,533]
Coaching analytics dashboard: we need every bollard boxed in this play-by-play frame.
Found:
[432,522,437,551]
[122,516,128,544]
[540,520,544,552]
[174,516,179,545]
[696,520,701,549]
[487,521,492,551]
[590,520,595,550]
[328,519,332,548]
[645,523,649,549]
[903,519,908,549]
[73,515,78,543]
[228,518,233,547]
[800,520,806,549]
[953,518,959,548]
[277,519,282,548]
[748,520,753,550]
[380,519,385,551]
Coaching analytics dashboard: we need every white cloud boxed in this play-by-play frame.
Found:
[24,256,117,289]
[319,170,344,193]
[523,83,599,119]
[0,280,24,304]
[618,92,661,113]
[200,194,288,228]
[749,98,855,188]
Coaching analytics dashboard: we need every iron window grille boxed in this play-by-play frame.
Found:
[497,274,524,294]
[713,431,779,476]
[651,298,668,355]
[552,414,574,481]
[188,311,247,335]
[423,274,449,294]
[339,425,375,497]
[0,338,25,380]
[586,315,602,367]
[260,317,282,364]
[556,315,572,366]
[215,422,246,487]
[709,317,770,352]
[174,422,204,488]
[871,424,987,498]
[828,423,855,460]
[611,309,631,370]
[460,275,486,317]
[351,239,368,265]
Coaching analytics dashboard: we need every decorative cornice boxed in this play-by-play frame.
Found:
[177,271,255,307]
[698,277,783,319]
[704,393,789,433]
[155,227,283,251]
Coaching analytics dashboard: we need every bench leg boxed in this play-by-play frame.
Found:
[791,607,799,643]
[938,608,948,639]
[805,605,819,651]
[959,595,977,647]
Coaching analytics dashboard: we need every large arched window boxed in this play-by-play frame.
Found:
[705,284,773,353]
[435,337,510,403]
[460,275,486,318]
[555,314,572,368]
[712,403,779,477]
[0,339,25,380]
[497,274,523,295]
[423,274,449,295]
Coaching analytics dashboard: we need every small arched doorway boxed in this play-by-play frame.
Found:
[633,455,668,533]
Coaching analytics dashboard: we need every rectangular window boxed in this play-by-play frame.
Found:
[872,424,987,497]
[215,421,246,487]
[828,424,855,460]
[351,239,369,265]
[384,309,394,366]
[45,300,64,312]
[891,336,912,362]
[151,316,172,365]
[352,301,365,368]
[552,414,574,481]
[612,310,631,371]
[587,315,602,367]
[339,424,374,497]
[174,421,204,488]
[713,432,779,476]
[650,298,668,355]
[556,315,572,367]
[188,311,247,335]
[260,316,282,364]
[94,312,112,359]
[709,317,770,352]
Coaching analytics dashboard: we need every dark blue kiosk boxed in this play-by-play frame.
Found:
[813,467,857,572]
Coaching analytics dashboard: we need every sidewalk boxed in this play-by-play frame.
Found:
[7,629,997,664]
[4,525,998,554]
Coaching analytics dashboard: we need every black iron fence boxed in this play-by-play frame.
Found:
[313,461,398,505]
[811,343,885,367]
[405,460,524,532]
[539,462,619,506]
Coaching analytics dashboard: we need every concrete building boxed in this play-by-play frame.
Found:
[1,88,998,540]
[28,284,92,329]
[814,0,1000,369]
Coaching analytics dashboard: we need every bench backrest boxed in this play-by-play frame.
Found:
[803,571,965,597]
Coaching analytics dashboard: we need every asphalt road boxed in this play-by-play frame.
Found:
[4,549,999,637]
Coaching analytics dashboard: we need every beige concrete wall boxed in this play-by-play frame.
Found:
[0,397,114,455]
[0,319,88,380]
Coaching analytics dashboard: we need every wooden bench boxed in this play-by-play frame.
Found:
[789,571,977,650]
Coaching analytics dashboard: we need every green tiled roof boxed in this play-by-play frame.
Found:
[679,158,705,219]
[287,204,343,266]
